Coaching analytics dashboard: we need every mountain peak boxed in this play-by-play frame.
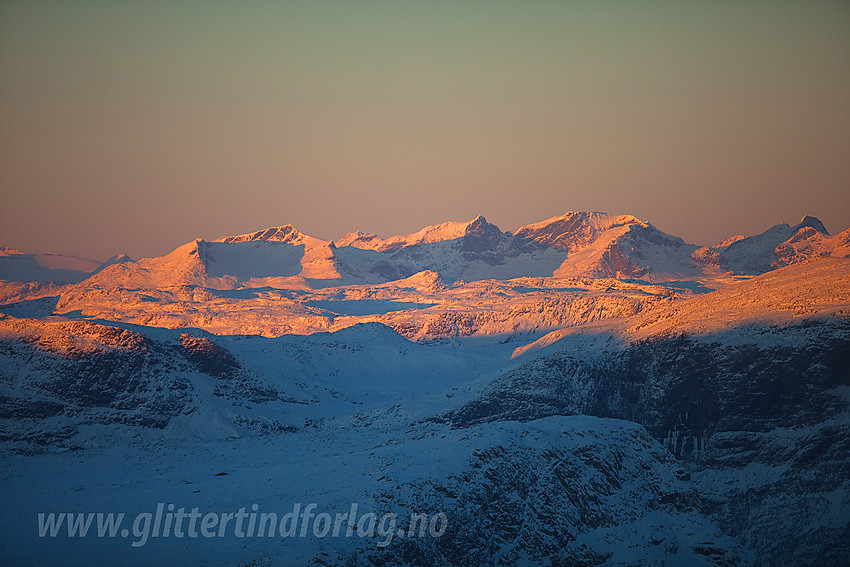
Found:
[794,215,828,235]
[215,225,307,245]
[463,214,498,232]
[89,253,135,276]
[514,211,647,251]
[338,216,502,252]
[336,231,381,248]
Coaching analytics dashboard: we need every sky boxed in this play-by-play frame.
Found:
[1,1,849,261]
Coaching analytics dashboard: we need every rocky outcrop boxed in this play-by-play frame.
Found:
[436,320,850,565]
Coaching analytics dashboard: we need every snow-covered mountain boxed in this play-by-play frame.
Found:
[8,212,846,299]
[513,211,702,281]
[438,317,850,566]
[1,211,848,565]
[337,215,501,252]
[0,247,102,284]
[3,212,832,341]
[693,215,850,275]
[93,212,706,289]
[2,256,847,565]
[74,215,562,292]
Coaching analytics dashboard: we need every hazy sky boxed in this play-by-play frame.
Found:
[1,1,849,261]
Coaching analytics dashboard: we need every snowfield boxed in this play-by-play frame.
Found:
[1,212,848,566]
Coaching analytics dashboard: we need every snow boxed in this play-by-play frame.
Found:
[514,211,645,239]
[697,216,846,275]
[513,257,850,358]
[1,211,849,565]
[335,215,492,252]
[0,252,102,284]
[0,410,752,565]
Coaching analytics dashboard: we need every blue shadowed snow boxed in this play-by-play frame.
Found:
[304,299,434,316]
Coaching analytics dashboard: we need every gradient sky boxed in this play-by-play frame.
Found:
[1,1,849,261]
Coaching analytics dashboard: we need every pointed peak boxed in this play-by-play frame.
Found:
[464,214,496,230]
[463,215,504,241]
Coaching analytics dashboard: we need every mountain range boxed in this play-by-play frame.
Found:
[1,211,848,566]
[3,212,848,292]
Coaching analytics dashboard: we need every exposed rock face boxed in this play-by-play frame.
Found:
[515,211,701,281]
[179,333,241,377]
[215,225,305,244]
[436,320,850,566]
[0,321,292,453]
[357,418,752,567]
[514,212,644,250]
[1,314,848,565]
[2,215,848,565]
[693,216,847,276]
[0,323,194,450]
